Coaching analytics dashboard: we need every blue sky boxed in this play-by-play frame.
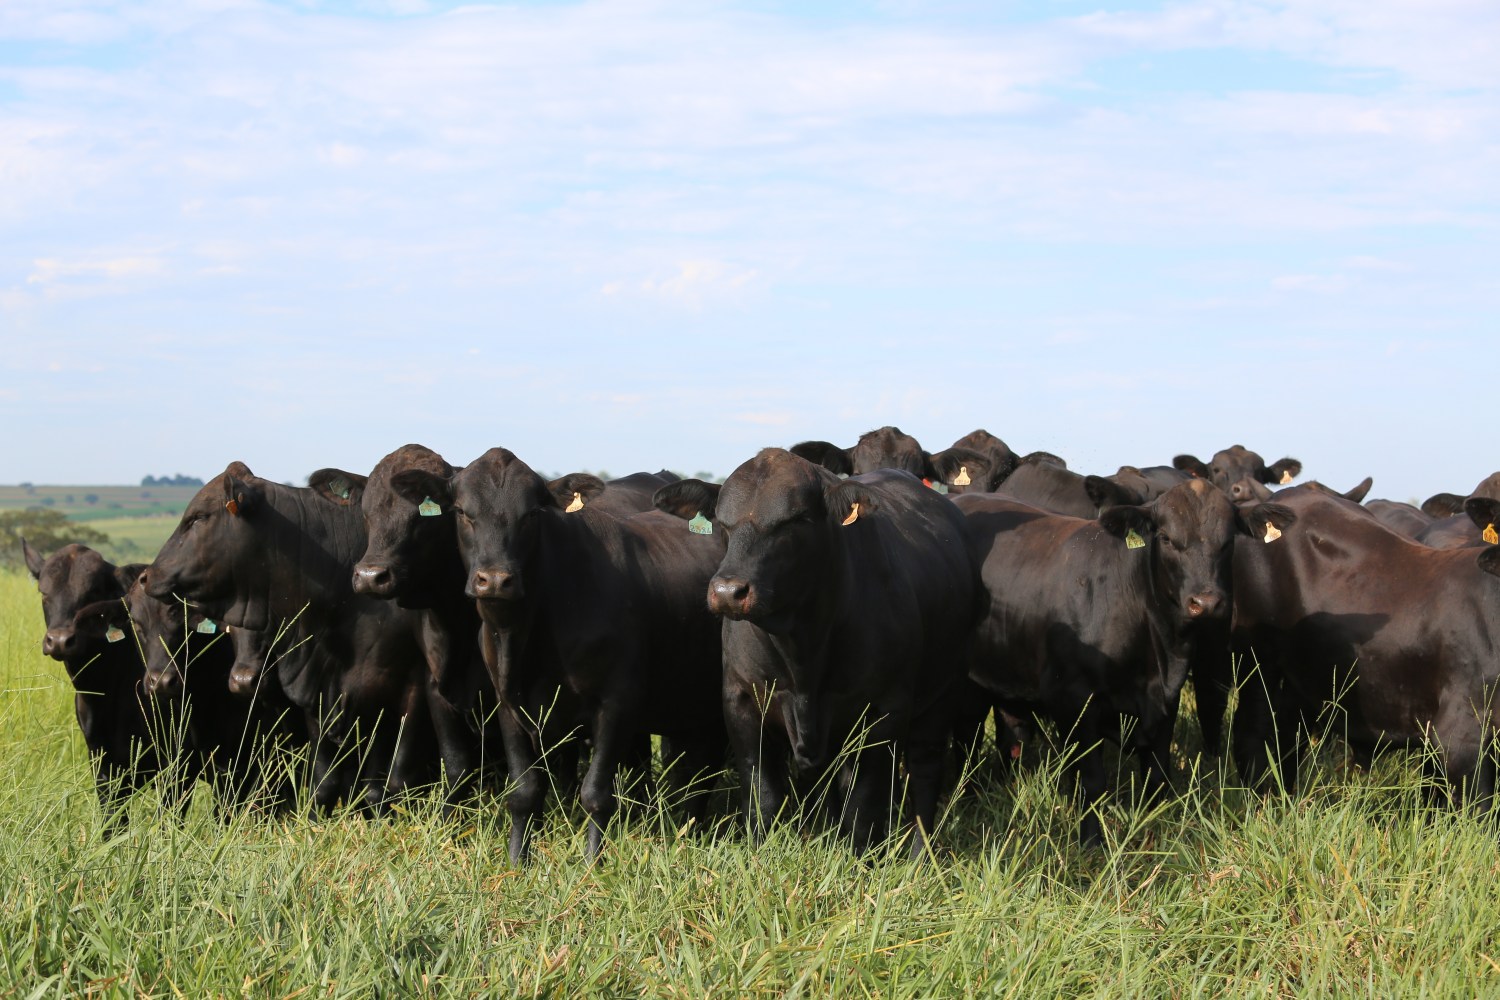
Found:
[1,0,1495,500]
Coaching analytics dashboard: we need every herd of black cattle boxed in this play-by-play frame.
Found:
[22,427,1500,859]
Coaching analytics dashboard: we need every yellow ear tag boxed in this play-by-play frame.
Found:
[1264,522,1282,543]
[1125,528,1145,550]
[196,619,217,635]
[565,492,585,513]
[417,497,442,517]
[953,466,971,487]
[225,499,240,517]
[105,626,125,643]
[688,512,713,535]
[842,502,860,526]
[1279,470,1293,485]
[1484,524,1498,545]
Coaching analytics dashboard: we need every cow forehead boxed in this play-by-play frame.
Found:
[1156,483,1234,534]
[720,450,827,521]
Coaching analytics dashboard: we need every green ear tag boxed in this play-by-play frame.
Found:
[330,476,351,500]
[688,512,713,535]
[418,497,442,517]
[1125,529,1145,550]
[930,481,949,495]
[196,619,218,635]
[105,626,125,643]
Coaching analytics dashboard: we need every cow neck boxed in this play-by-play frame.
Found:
[533,507,612,605]
[249,482,368,628]
[67,643,143,701]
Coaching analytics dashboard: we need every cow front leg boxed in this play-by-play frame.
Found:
[725,685,788,843]
[500,709,546,866]
[578,709,629,861]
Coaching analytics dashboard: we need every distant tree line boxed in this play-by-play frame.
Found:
[141,475,204,487]
[0,509,112,570]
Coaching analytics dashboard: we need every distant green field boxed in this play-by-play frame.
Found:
[0,484,199,522]
[84,516,182,564]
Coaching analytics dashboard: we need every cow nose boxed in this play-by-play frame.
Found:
[470,569,522,600]
[707,577,753,617]
[228,662,260,696]
[1187,593,1223,619]
[146,666,183,698]
[352,564,395,597]
[42,628,76,660]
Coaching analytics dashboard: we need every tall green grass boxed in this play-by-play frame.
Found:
[2,567,1498,997]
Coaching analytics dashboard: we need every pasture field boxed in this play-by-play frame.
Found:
[0,485,200,523]
[2,568,1499,997]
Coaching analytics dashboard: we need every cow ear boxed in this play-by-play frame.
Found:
[389,469,454,510]
[115,563,148,593]
[1463,497,1500,535]
[72,598,129,638]
[824,480,876,525]
[1084,475,1145,512]
[1339,477,1373,503]
[1261,458,1301,485]
[927,447,996,492]
[1228,478,1272,505]
[1479,545,1500,578]
[1173,454,1210,479]
[20,537,45,580]
[654,479,722,520]
[1098,505,1155,542]
[308,468,367,506]
[547,473,607,510]
[1422,492,1468,518]
[222,462,262,517]
[1237,501,1297,539]
[789,440,854,476]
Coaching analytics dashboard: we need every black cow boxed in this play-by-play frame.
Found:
[1364,499,1433,539]
[394,448,726,863]
[1227,476,1372,508]
[789,426,1005,495]
[73,585,305,813]
[1174,445,1301,492]
[1228,488,1500,803]
[1107,465,1191,502]
[994,454,1146,519]
[657,449,980,857]
[145,463,450,813]
[955,480,1296,845]
[22,540,177,828]
[1420,472,1500,521]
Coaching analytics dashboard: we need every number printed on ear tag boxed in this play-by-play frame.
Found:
[418,497,442,517]
[1125,529,1145,550]
[196,619,217,634]
[105,626,125,643]
[688,512,713,535]
[1264,522,1283,543]
[953,466,971,487]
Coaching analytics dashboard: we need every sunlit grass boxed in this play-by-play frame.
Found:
[2,569,1498,997]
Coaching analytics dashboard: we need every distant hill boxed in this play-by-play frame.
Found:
[0,484,201,523]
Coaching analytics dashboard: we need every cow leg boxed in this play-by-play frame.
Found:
[1067,708,1110,849]
[1135,710,1178,803]
[725,687,788,843]
[903,735,948,861]
[426,677,479,812]
[501,709,547,865]
[842,745,898,854]
[1189,636,1232,756]
[1230,667,1297,793]
[94,759,131,834]
[579,710,629,860]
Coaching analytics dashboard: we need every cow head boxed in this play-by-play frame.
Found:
[446,447,602,602]
[355,443,460,605]
[146,461,267,623]
[1174,445,1301,492]
[24,541,140,669]
[1100,479,1297,631]
[790,425,932,478]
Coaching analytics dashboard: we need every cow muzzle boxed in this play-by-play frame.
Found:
[706,576,756,619]
[228,661,261,697]
[145,665,183,699]
[352,562,398,598]
[1186,592,1226,620]
[469,568,524,601]
[42,627,79,661]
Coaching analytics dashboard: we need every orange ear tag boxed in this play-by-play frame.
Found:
[953,466,972,487]
[225,499,240,516]
[565,493,585,513]
[1484,523,1498,545]
[842,502,860,526]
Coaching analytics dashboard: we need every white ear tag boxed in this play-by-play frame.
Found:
[1263,522,1282,543]
[196,619,218,634]
[842,502,860,526]
[105,626,125,643]
[953,466,971,487]
[1279,470,1293,485]
[565,492,585,513]
[418,497,442,517]
[1125,529,1145,550]
[688,512,713,535]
